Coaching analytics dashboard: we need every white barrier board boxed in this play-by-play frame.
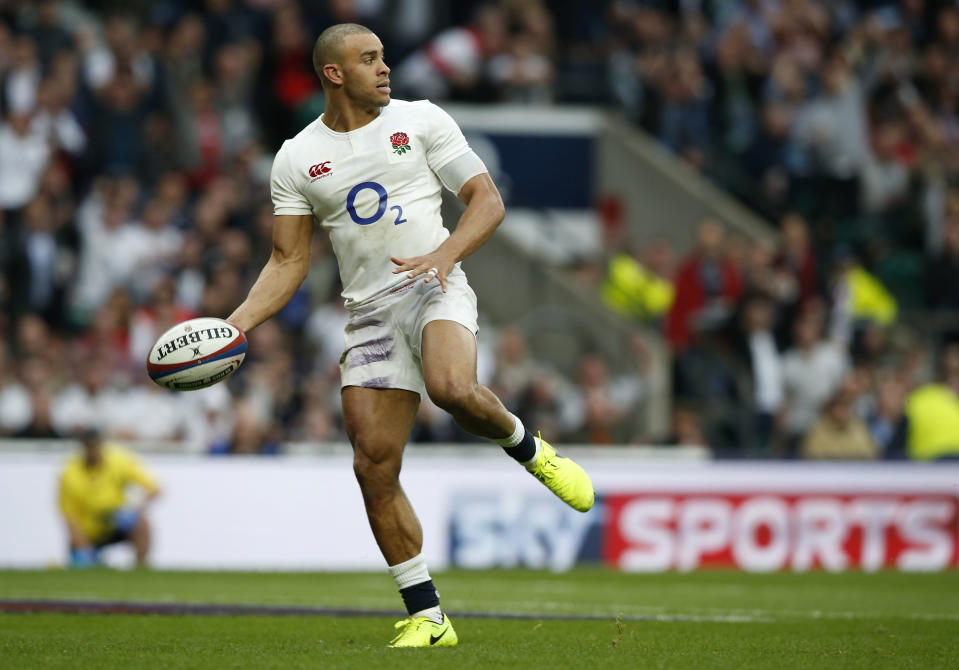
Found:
[1,450,957,571]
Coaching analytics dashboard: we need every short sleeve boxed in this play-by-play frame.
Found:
[423,102,472,174]
[271,142,313,216]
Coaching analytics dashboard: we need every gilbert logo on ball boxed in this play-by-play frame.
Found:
[147,317,247,391]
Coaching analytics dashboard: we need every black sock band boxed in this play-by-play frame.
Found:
[399,579,440,615]
[502,430,537,463]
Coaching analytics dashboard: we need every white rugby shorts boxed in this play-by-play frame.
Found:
[339,270,478,393]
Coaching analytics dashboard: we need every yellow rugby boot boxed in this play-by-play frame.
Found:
[388,614,458,648]
[527,435,595,512]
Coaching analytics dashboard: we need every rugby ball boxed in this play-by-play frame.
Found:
[146,317,247,391]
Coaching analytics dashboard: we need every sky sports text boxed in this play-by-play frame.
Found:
[449,492,958,572]
[605,493,958,572]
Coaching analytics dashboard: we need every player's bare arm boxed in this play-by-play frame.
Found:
[227,214,314,332]
[390,172,505,293]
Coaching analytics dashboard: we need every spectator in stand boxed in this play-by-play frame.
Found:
[73,191,149,316]
[781,304,849,455]
[393,4,507,101]
[210,399,281,455]
[867,370,909,459]
[0,343,31,436]
[740,238,799,342]
[774,212,817,308]
[732,294,784,453]
[73,288,134,381]
[52,354,114,437]
[925,218,959,312]
[801,380,878,460]
[0,111,50,215]
[600,240,675,324]
[669,221,747,452]
[86,72,148,177]
[31,76,86,156]
[828,247,898,347]
[81,13,157,95]
[259,2,319,147]
[175,79,223,190]
[129,200,184,300]
[212,41,259,159]
[488,4,556,104]
[25,0,73,62]
[15,355,59,438]
[660,47,713,167]
[666,400,709,449]
[514,370,572,445]
[488,326,544,413]
[1,32,42,115]
[667,218,743,352]
[566,352,643,444]
[5,195,74,327]
[791,49,870,218]
[103,378,202,444]
[904,342,959,461]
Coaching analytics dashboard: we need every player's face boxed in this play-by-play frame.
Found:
[341,33,390,108]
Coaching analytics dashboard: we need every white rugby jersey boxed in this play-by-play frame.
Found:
[270,99,486,308]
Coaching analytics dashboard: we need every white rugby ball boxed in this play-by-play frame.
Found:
[146,317,247,391]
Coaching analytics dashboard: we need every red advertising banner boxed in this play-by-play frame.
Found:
[603,493,959,572]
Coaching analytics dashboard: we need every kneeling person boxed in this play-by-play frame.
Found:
[59,429,161,568]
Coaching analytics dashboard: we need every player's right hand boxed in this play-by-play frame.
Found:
[390,252,456,293]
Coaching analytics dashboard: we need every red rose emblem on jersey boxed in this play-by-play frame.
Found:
[390,132,412,155]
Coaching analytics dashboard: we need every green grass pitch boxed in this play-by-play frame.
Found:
[1,569,957,668]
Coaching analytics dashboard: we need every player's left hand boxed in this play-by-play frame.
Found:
[391,252,456,293]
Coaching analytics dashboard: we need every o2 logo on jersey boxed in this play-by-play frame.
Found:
[308,161,333,182]
[347,181,407,226]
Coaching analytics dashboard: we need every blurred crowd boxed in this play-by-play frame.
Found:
[605,0,959,306]
[0,0,957,459]
[601,215,959,459]
[0,0,621,453]
[593,0,959,459]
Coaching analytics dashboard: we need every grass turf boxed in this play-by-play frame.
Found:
[1,569,958,669]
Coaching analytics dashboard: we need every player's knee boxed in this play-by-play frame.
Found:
[426,378,477,414]
[352,447,401,492]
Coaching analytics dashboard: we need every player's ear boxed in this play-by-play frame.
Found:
[323,63,344,86]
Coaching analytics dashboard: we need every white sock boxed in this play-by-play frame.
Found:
[388,554,444,624]
[493,413,524,447]
[388,553,431,589]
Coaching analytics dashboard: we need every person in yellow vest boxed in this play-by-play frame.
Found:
[600,242,675,321]
[829,247,898,343]
[905,343,959,460]
[58,428,161,568]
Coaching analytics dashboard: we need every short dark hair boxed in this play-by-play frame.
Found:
[80,426,102,447]
[312,23,373,86]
